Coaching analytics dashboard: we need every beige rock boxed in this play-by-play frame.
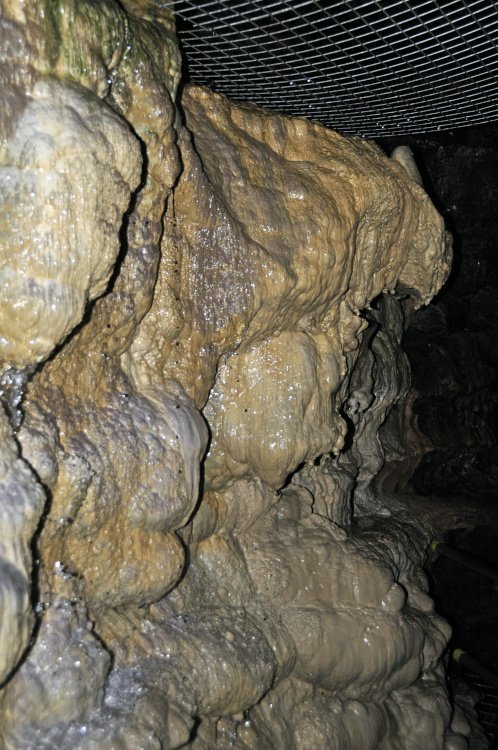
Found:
[239,509,449,700]
[0,2,460,747]
[204,330,346,488]
[140,85,451,491]
[0,77,141,369]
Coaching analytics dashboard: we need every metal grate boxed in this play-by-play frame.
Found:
[167,0,498,137]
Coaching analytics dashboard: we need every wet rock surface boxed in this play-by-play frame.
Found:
[0,3,467,748]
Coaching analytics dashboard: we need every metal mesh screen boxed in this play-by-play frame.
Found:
[167,0,498,137]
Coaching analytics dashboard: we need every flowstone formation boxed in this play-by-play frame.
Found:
[0,2,467,748]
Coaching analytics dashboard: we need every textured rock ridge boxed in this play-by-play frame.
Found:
[0,2,464,748]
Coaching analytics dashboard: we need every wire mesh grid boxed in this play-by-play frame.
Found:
[167,0,498,137]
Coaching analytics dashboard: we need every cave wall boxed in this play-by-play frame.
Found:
[388,128,498,499]
[0,3,468,748]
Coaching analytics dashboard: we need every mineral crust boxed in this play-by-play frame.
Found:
[0,2,465,749]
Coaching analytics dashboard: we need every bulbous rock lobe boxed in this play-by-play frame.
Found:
[0,78,142,369]
[156,85,451,489]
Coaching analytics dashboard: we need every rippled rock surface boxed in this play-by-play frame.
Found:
[0,2,465,748]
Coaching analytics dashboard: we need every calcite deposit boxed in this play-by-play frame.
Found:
[0,2,466,749]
